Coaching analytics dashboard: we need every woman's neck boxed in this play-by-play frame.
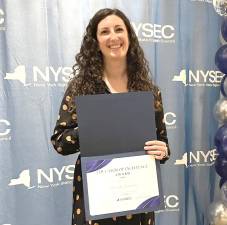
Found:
[103,59,127,79]
[103,60,128,93]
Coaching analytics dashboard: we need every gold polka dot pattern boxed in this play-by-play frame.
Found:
[76,208,81,215]
[66,95,71,101]
[62,104,68,111]
[56,147,62,152]
[66,136,72,142]
[126,214,133,220]
[77,175,81,182]
[59,122,66,126]
[72,113,77,120]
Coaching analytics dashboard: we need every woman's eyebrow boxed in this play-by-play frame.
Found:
[99,24,124,29]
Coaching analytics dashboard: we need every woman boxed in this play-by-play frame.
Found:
[51,8,170,225]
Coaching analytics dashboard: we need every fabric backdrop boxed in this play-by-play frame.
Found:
[0,0,222,225]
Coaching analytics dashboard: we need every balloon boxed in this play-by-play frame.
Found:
[215,45,227,74]
[213,0,227,17]
[214,124,227,157]
[215,156,227,179]
[214,98,227,124]
[221,18,227,42]
[220,29,227,45]
[214,214,227,225]
[220,181,227,206]
[220,178,227,188]
[220,75,227,97]
[208,201,227,225]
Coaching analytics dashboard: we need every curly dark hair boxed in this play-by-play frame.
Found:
[69,8,157,99]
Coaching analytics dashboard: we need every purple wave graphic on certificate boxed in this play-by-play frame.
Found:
[86,159,112,173]
[136,196,160,210]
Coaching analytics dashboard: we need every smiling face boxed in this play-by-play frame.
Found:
[96,15,129,61]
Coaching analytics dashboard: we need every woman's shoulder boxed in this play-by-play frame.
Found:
[64,77,81,96]
[60,78,81,111]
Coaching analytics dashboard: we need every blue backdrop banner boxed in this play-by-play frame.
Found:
[0,0,222,225]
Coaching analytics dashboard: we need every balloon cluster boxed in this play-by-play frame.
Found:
[208,186,227,225]
[209,2,227,224]
[213,0,227,17]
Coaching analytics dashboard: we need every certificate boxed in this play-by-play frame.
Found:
[76,92,164,220]
[81,152,163,220]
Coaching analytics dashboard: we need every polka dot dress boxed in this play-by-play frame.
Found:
[51,84,170,225]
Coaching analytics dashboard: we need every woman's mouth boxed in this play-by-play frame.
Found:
[109,44,122,49]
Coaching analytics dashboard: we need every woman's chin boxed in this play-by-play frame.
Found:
[108,53,127,60]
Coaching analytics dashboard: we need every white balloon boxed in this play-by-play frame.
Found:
[214,215,227,225]
[214,98,227,123]
[221,181,227,206]
[213,0,227,16]
[208,201,227,225]
[220,29,227,45]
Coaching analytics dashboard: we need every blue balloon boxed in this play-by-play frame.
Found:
[214,124,227,158]
[220,75,227,97]
[215,44,227,74]
[221,18,227,42]
[215,155,227,179]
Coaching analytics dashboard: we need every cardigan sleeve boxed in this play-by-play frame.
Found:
[51,86,80,155]
[154,88,170,163]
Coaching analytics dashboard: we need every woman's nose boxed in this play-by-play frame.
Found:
[109,30,118,40]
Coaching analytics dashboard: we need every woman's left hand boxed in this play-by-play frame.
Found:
[144,140,168,160]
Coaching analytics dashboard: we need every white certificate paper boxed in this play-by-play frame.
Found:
[84,154,161,218]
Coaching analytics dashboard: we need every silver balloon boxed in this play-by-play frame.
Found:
[208,201,227,225]
[221,181,227,206]
[220,29,227,45]
[214,98,227,123]
[213,0,227,17]
[214,213,227,225]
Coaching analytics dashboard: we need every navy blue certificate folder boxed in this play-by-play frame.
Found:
[75,92,164,220]
[75,91,156,157]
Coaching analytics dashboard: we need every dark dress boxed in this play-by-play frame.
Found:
[51,82,170,225]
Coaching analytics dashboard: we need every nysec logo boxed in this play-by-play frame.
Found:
[172,69,224,87]
[0,8,5,30]
[8,165,75,189]
[4,65,73,87]
[156,194,180,213]
[131,22,175,43]
[190,0,212,3]
[0,119,11,141]
[174,148,218,167]
[164,112,176,129]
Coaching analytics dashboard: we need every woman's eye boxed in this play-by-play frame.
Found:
[100,30,109,35]
[116,28,124,32]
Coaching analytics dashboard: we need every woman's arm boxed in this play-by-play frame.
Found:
[144,88,170,163]
[51,86,80,155]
